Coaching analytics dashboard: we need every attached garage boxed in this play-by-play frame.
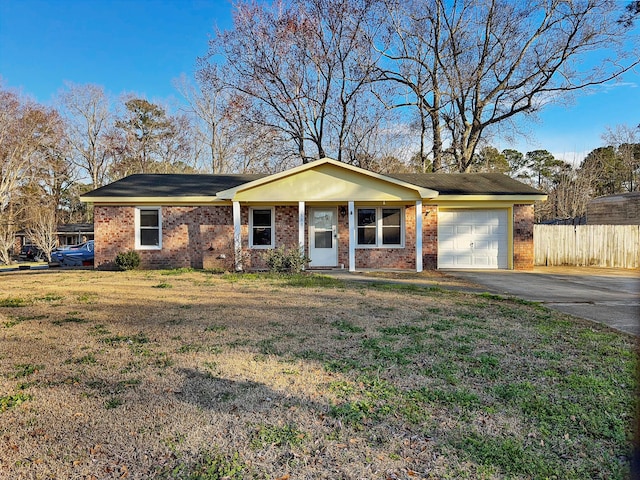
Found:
[438,209,509,269]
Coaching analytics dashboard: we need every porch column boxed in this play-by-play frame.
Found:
[232,201,242,271]
[415,199,423,272]
[348,201,355,272]
[298,201,305,263]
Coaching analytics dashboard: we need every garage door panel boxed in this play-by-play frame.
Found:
[438,209,508,269]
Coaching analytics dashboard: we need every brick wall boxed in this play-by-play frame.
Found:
[95,205,234,270]
[513,204,534,270]
[423,205,438,270]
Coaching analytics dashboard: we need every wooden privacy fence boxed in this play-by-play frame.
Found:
[534,225,640,269]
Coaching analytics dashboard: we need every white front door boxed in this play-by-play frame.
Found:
[438,209,508,269]
[309,208,338,267]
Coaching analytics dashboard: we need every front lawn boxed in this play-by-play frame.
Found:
[0,270,636,479]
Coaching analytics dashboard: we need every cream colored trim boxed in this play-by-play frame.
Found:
[507,206,514,269]
[80,196,227,205]
[425,194,546,203]
[134,206,162,251]
[416,199,423,272]
[216,157,439,200]
[233,202,242,271]
[348,201,355,272]
[298,202,305,255]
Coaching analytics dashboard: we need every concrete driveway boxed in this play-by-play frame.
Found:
[446,267,640,336]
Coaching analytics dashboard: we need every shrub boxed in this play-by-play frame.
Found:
[262,246,309,273]
[115,250,141,270]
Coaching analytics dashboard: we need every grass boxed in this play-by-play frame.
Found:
[0,269,636,479]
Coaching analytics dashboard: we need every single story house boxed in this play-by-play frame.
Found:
[14,223,94,254]
[80,158,546,271]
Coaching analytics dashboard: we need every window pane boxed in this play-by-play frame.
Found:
[313,210,333,229]
[382,226,401,245]
[315,230,333,248]
[140,229,159,246]
[357,209,376,227]
[253,209,272,227]
[382,209,400,226]
[357,227,376,245]
[140,210,159,227]
[252,227,272,246]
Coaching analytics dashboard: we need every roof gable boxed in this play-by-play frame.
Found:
[217,158,438,202]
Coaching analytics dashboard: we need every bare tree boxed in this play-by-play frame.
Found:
[24,195,59,262]
[379,0,639,172]
[0,86,59,263]
[175,72,285,173]
[200,0,382,164]
[57,83,114,190]
[376,0,450,172]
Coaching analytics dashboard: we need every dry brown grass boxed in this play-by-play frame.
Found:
[0,269,636,479]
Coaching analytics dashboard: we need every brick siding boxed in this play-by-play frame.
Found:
[422,205,438,269]
[513,204,534,270]
[94,202,535,271]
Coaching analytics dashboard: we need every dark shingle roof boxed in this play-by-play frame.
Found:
[83,171,543,199]
[82,173,267,198]
[388,173,544,195]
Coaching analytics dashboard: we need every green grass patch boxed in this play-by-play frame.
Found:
[0,297,27,307]
[153,282,173,289]
[160,267,194,276]
[407,386,481,410]
[0,393,31,412]
[66,353,97,365]
[378,324,426,336]
[77,292,98,303]
[331,319,364,333]
[158,450,246,479]
[37,293,64,302]
[10,364,43,379]
[250,423,306,449]
[52,315,87,325]
[104,397,123,409]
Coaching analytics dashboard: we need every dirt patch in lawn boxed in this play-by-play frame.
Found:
[0,269,637,479]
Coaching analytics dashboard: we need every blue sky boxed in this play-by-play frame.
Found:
[1,0,638,165]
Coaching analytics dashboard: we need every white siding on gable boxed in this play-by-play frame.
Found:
[438,209,508,269]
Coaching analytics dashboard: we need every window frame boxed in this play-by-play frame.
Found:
[249,206,275,249]
[356,206,404,248]
[135,206,162,250]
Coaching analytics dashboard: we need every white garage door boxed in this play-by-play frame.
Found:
[438,209,508,269]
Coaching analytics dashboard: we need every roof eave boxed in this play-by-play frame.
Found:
[426,194,548,202]
[80,195,224,204]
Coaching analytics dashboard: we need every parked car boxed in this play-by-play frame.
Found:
[19,245,44,261]
[51,240,94,266]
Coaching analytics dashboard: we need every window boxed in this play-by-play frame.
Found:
[135,207,162,250]
[356,207,403,247]
[250,207,274,248]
